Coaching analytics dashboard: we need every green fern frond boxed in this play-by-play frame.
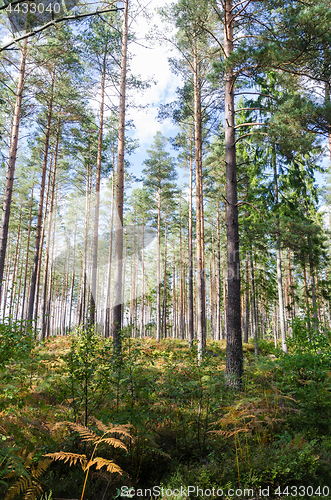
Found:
[1,449,29,479]
[44,452,87,470]
[86,457,123,474]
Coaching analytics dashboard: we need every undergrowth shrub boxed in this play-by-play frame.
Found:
[288,313,331,356]
[1,329,331,499]
[0,319,34,366]
[274,352,331,436]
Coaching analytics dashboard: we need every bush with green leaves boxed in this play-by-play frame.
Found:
[288,313,331,357]
[273,351,331,436]
[63,326,114,426]
[0,320,34,367]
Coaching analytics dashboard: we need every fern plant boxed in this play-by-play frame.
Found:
[4,449,51,500]
[45,418,131,500]
[209,396,287,486]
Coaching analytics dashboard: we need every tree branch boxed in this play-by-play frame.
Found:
[236,201,266,220]
[234,122,264,129]
[0,7,123,51]
[235,107,264,112]
[233,131,268,145]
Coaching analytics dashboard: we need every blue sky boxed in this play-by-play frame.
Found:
[118,0,330,199]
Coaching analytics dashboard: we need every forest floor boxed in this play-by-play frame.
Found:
[0,326,330,500]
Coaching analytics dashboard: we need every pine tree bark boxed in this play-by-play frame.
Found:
[250,250,258,357]
[68,216,77,333]
[172,251,176,339]
[9,214,22,318]
[162,217,168,338]
[90,49,107,326]
[308,235,318,327]
[34,151,54,329]
[325,80,331,160]
[216,206,221,341]
[193,39,206,359]
[0,39,27,302]
[244,254,249,343]
[272,143,287,353]
[78,164,92,327]
[179,210,185,340]
[224,0,243,385]
[104,167,115,337]
[156,185,162,342]
[27,65,56,322]
[139,224,145,338]
[40,118,60,341]
[188,152,194,346]
[21,182,35,321]
[112,0,129,352]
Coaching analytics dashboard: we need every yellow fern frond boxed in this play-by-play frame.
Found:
[31,459,52,480]
[91,417,108,433]
[23,482,43,500]
[96,437,128,451]
[44,452,87,470]
[103,424,132,439]
[5,476,32,500]
[87,457,123,474]
[68,423,99,443]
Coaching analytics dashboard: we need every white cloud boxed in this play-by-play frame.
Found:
[127,0,182,150]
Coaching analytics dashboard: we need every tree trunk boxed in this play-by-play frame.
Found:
[216,206,221,341]
[250,250,258,358]
[244,254,249,343]
[140,224,145,338]
[68,216,77,333]
[188,152,194,346]
[21,182,35,321]
[40,119,60,341]
[0,39,27,302]
[104,167,116,337]
[27,65,56,322]
[325,80,331,160]
[34,151,54,330]
[308,235,318,328]
[272,143,287,353]
[224,0,243,386]
[9,214,22,318]
[112,0,129,352]
[78,164,92,327]
[179,210,185,340]
[193,39,206,359]
[172,251,176,339]
[90,50,107,326]
[156,185,162,342]
[162,217,168,338]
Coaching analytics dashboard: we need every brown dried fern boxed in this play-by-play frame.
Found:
[86,457,122,474]
[45,418,131,500]
[4,456,51,500]
[44,452,88,469]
